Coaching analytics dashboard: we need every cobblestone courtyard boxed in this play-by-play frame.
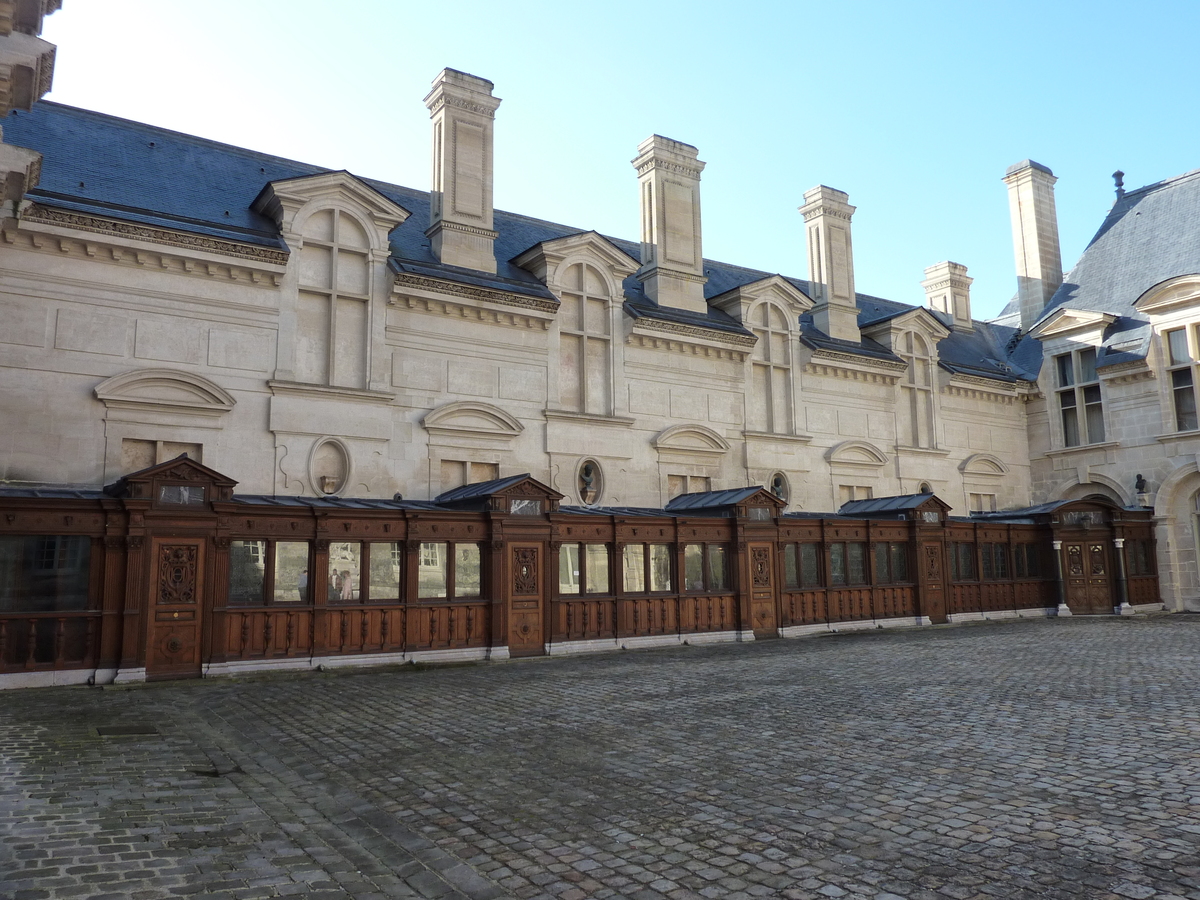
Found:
[3,617,1200,900]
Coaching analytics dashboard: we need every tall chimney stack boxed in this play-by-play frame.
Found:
[424,69,501,273]
[1002,160,1062,330]
[922,261,974,332]
[800,185,860,343]
[632,136,708,314]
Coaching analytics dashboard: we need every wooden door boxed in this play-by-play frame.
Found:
[147,538,205,679]
[1064,541,1114,614]
[507,543,544,657]
[747,542,779,638]
[917,541,948,624]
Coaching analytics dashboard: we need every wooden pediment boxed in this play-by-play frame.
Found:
[106,455,237,505]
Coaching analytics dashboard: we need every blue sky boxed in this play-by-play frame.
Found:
[41,0,1200,320]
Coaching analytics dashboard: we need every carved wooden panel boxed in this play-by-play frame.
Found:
[751,547,771,588]
[147,538,205,679]
[158,544,198,605]
[1067,544,1084,577]
[513,547,539,595]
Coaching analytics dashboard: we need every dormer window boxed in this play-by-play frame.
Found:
[900,331,935,448]
[1055,348,1104,446]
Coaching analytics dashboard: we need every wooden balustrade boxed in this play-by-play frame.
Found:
[678,594,737,634]
[781,590,825,626]
[0,612,100,671]
[405,601,488,652]
[620,596,678,638]
[552,597,616,642]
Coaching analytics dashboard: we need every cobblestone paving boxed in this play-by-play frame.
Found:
[4,617,1200,900]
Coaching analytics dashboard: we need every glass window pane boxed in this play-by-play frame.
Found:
[510,499,542,515]
[873,542,889,583]
[1084,388,1105,443]
[783,544,799,588]
[1056,354,1074,387]
[368,542,402,601]
[1079,348,1098,382]
[622,544,645,592]
[585,544,609,594]
[890,543,908,582]
[1061,404,1080,447]
[559,543,581,594]
[649,544,672,592]
[800,544,820,587]
[228,540,266,605]
[708,546,727,591]
[684,544,704,591]
[848,543,866,584]
[328,542,361,602]
[418,542,447,599]
[274,541,310,603]
[1169,329,1191,365]
[995,545,1009,579]
[0,536,91,612]
[830,544,846,585]
[455,545,481,598]
[981,544,995,580]
[1176,377,1198,431]
[960,544,976,580]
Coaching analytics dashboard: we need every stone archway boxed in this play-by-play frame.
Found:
[1154,464,1200,612]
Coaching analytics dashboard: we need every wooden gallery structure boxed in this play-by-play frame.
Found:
[0,457,1160,687]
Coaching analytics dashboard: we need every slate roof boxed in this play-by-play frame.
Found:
[4,101,1031,380]
[433,473,532,504]
[1007,167,1200,374]
[664,487,772,511]
[234,494,440,511]
[837,493,935,516]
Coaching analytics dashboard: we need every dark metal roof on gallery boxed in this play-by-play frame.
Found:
[4,100,1026,379]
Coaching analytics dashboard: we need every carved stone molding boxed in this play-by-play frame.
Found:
[19,204,289,266]
[392,273,558,317]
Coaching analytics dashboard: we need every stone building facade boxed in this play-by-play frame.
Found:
[0,67,1034,520]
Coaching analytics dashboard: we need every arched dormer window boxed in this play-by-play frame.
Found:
[749,303,793,434]
[900,331,935,448]
[558,262,612,415]
[296,209,372,389]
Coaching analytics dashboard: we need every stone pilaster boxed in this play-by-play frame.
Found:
[632,135,708,315]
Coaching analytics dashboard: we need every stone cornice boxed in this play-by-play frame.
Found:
[424,93,501,118]
[943,373,1022,405]
[633,158,704,180]
[267,380,394,404]
[627,317,756,361]
[18,204,289,265]
[425,220,498,240]
[804,348,906,385]
[5,207,287,285]
[1098,360,1156,384]
[799,207,853,223]
[391,272,559,321]
[544,409,635,427]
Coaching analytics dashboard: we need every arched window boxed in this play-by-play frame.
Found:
[558,263,611,414]
[749,303,792,433]
[296,209,372,389]
[900,331,935,448]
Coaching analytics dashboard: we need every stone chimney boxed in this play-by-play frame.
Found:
[922,261,974,332]
[632,135,708,314]
[0,0,60,225]
[799,185,859,343]
[424,68,501,273]
[1002,160,1062,330]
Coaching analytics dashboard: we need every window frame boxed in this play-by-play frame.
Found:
[621,542,674,594]
[1054,347,1105,447]
[681,543,731,593]
[557,262,614,416]
[1165,326,1199,432]
[416,541,483,601]
[558,542,612,597]
[227,539,315,607]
